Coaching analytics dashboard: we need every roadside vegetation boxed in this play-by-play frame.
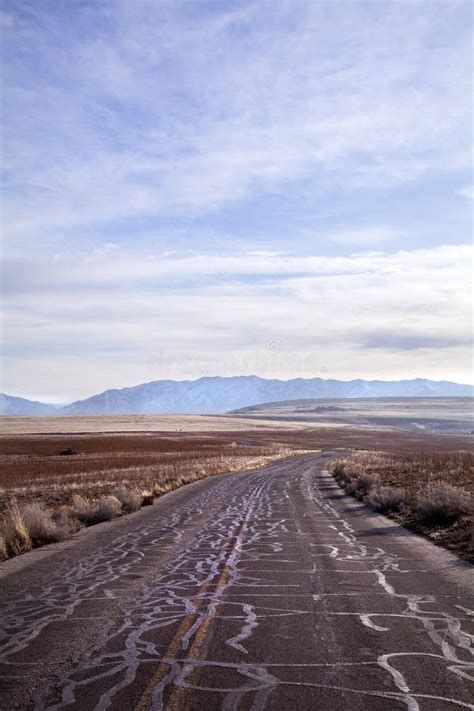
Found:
[330,451,474,561]
[0,434,304,560]
[2,426,472,562]
[1,471,220,558]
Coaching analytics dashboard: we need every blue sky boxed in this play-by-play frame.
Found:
[1,0,472,401]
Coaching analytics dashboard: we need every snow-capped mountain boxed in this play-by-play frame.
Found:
[2,375,473,416]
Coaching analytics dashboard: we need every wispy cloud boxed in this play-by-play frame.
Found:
[457,185,474,200]
[2,244,472,399]
[2,0,471,242]
[1,0,472,398]
[327,228,404,247]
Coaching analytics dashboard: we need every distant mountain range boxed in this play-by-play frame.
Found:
[1,375,473,416]
[0,394,61,416]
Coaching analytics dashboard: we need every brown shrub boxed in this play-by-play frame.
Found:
[52,505,82,534]
[140,490,154,506]
[353,472,381,499]
[21,503,69,545]
[332,460,347,478]
[335,466,380,499]
[330,450,474,495]
[414,483,472,526]
[113,486,144,513]
[0,534,7,561]
[366,486,407,513]
[72,494,122,525]
[71,495,95,522]
[94,495,122,523]
[331,460,352,486]
[3,500,32,556]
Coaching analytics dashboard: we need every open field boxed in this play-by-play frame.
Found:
[0,414,472,558]
[0,433,303,513]
[0,432,308,559]
[1,422,472,511]
[331,449,474,493]
[0,413,311,435]
[3,397,473,435]
[1,424,472,510]
[232,396,474,433]
[0,425,325,559]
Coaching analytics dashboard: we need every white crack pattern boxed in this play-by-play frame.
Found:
[0,454,472,710]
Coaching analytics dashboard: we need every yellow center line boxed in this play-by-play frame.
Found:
[133,577,213,711]
[134,520,245,711]
[164,564,232,711]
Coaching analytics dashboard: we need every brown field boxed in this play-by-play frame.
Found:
[333,450,474,493]
[0,433,305,513]
[0,415,472,560]
[1,423,472,510]
[0,428,315,559]
[1,424,472,510]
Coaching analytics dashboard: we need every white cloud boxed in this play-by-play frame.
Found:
[247,251,282,257]
[2,244,472,399]
[457,185,474,200]
[1,2,471,398]
[1,1,471,241]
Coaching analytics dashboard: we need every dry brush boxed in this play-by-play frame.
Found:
[330,451,474,561]
[0,437,299,560]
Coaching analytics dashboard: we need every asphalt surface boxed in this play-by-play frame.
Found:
[1,452,473,710]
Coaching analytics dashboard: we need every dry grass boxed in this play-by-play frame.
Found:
[2,500,77,557]
[0,431,307,560]
[332,450,474,493]
[0,414,314,435]
[330,450,474,561]
[365,486,407,514]
[21,502,70,544]
[1,425,472,561]
[414,483,472,525]
[346,472,381,498]
[3,500,32,556]
[0,434,300,514]
[71,494,122,525]
[112,486,144,513]
[0,535,7,561]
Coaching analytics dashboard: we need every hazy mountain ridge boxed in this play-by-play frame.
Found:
[1,375,473,416]
[0,393,61,416]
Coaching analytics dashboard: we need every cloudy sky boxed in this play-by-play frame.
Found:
[1,0,472,402]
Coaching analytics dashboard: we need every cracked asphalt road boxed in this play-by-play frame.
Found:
[1,452,473,710]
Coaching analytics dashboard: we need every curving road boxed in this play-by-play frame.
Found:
[0,452,473,710]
